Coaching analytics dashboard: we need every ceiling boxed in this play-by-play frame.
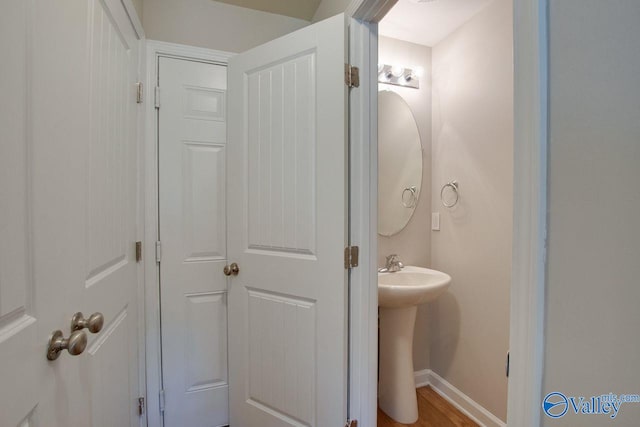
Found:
[213,0,321,21]
[379,0,494,47]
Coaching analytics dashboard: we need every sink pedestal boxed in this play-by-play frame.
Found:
[377,266,451,423]
[378,305,419,424]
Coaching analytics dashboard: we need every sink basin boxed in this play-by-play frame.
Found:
[378,266,451,308]
[377,266,451,423]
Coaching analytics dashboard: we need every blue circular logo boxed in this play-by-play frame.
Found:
[543,392,569,418]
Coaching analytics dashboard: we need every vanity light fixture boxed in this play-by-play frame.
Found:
[378,64,420,89]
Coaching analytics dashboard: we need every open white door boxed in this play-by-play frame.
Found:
[227,13,349,427]
[1,0,142,425]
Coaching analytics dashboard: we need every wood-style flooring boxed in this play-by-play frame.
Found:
[377,386,479,427]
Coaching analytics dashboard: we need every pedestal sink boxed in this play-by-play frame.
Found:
[378,266,451,424]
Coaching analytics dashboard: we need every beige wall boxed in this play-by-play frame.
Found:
[142,0,308,52]
[213,0,320,21]
[429,0,512,421]
[312,0,350,22]
[378,36,432,370]
[543,1,640,425]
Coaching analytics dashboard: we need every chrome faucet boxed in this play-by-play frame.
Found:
[379,254,403,273]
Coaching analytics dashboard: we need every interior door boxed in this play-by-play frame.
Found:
[227,13,349,427]
[158,57,229,427]
[0,0,142,426]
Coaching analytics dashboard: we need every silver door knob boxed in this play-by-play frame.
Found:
[71,312,104,334]
[47,330,87,361]
[223,262,240,276]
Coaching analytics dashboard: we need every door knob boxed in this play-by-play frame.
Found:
[71,312,104,334]
[223,262,240,276]
[47,330,88,361]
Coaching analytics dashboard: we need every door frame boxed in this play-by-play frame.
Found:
[142,0,548,422]
[346,0,549,425]
[129,2,146,426]
[143,40,234,427]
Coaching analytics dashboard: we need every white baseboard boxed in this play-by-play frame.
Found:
[414,369,431,388]
[413,369,506,427]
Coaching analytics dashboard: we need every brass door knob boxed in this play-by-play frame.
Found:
[47,330,88,361]
[71,312,104,334]
[223,262,240,276]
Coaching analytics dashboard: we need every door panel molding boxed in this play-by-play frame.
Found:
[245,52,317,256]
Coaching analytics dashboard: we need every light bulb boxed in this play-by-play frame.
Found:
[391,66,404,78]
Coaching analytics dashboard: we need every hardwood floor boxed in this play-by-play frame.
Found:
[377,387,479,427]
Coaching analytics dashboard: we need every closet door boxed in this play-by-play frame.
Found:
[0,0,143,426]
[158,57,229,427]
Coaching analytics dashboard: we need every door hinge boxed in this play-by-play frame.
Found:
[344,246,359,269]
[345,64,360,88]
[137,397,145,416]
[155,241,162,263]
[345,420,358,427]
[154,86,160,109]
[159,389,165,413]
[136,82,143,104]
[135,241,142,263]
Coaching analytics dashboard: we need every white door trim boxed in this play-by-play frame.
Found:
[347,18,379,427]
[143,40,234,427]
[121,0,145,40]
[348,0,397,22]
[346,0,548,425]
[507,0,548,425]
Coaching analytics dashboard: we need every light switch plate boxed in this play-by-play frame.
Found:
[432,213,440,231]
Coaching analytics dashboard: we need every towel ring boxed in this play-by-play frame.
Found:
[440,181,459,208]
[402,186,418,208]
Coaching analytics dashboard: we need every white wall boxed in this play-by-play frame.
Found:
[429,0,513,421]
[543,1,640,425]
[378,36,432,370]
[142,0,309,52]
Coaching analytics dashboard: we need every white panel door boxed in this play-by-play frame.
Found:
[158,58,229,427]
[0,1,39,424]
[227,14,348,427]
[0,0,142,426]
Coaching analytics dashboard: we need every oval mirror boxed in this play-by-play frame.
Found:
[378,90,423,237]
